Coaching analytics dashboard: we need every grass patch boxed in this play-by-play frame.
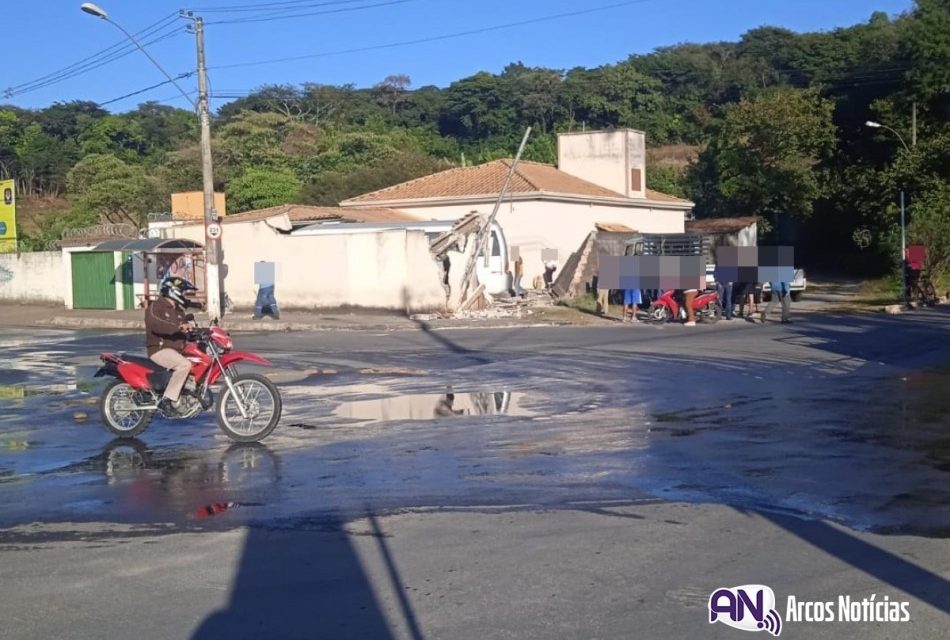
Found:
[556,293,599,314]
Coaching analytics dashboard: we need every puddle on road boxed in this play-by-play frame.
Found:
[332,390,531,423]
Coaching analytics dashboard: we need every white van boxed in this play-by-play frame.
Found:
[293,219,513,296]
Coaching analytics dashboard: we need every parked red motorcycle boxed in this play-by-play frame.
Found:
[647,289,722,324]
[95,322,282,442]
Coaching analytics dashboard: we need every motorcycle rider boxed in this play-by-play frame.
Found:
[146,276,197,414]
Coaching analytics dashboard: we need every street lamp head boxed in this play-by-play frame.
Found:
[80,3,108,19]
[865,121,882,128]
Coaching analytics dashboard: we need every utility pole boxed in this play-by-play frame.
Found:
[82,4,223,323]
[193,16,222,323]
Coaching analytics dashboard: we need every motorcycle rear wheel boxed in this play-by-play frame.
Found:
[215,373,282,442]
[648,304,671,324]
[100,380,153,438]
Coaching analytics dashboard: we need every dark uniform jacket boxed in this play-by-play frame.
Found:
[145,297,187,356]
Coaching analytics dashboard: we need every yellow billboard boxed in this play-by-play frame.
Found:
[0,179,16,253]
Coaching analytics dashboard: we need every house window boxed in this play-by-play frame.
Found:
[631,168,642,192]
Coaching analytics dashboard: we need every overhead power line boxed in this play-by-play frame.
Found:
[98,72,196,107]
[205,0,413,25]
[209,0,654,71]
[192,0,393,14]
[5,16,184,98]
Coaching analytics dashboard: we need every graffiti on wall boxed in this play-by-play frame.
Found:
[0,265,12,285]
[156,254,195,283]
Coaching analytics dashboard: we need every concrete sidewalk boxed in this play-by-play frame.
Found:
[0,303,581,333]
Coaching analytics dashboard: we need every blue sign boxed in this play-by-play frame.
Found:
[0,221,7,236]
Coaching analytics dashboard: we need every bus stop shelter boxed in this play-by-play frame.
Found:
[91,238,206,309]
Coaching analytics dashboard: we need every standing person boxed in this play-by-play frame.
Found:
[146,276,196,415]
[542,258,558,291]
[718,281,735,320]
[761,280,791,324]
[512,254,526,298]
[736,281,754,319]
[623,288,641,323]
[253,261,280,320]
[683,286,698,327]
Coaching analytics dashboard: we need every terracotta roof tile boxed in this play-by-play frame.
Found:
[685,216,759,234]
[222,204,421,225]
[595,222,636,233]
[344,160,690,205]
[645,189,692,204]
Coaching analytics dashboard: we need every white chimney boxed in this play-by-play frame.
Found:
[557,129,647,199]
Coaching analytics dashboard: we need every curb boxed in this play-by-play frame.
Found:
[32,317,573,333]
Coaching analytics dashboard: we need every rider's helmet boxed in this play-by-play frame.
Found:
[159,276,197,306]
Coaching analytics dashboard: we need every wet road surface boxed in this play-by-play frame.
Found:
[1,311,949,638]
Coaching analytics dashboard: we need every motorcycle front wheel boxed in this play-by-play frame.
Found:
[99,380,153,438]
[215,373,282,442]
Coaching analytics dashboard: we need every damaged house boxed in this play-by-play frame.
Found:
[341,129,693,287]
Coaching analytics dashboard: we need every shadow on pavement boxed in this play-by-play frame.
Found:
[192,516,406,640]
[755,510,950,614]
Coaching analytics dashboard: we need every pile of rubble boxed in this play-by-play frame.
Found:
[410,289,556,322]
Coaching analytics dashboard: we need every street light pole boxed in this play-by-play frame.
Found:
[865,120,911,308]
[81,3,222,323]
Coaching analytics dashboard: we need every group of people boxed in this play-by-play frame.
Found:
[611,278,792,325]
[718,280,792,323]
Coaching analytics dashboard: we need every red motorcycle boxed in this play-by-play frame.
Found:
[647,289,722,324]
[95,321,282,442]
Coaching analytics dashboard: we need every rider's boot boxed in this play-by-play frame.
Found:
[158,397,180,416]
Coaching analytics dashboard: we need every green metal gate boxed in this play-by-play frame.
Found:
[121,252,135,310]
[71,252,116,309]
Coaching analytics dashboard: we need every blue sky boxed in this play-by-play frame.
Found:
[4,0,915,113]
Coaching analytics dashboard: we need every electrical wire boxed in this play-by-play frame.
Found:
[98,72,197,107]
[192,0,389,14]
[205,0,413,25]
[209,0,654,71]
[6,20,185,98]
[5,12,179,94]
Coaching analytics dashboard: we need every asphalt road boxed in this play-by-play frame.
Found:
[0,310,948,639]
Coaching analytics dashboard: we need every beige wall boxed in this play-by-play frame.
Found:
[0,251,64,304]
[558,130,647,199]
[171,191,227,219]
[166,221,446,311]
[399,199,685,285]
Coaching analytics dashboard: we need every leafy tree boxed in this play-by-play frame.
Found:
[904,0,950,105]
[126,102,197,150]
[65,153,164,228]
[0,109,21,178]
[227,166,302,212]
[38,101,107,139]
[440,72,517,140]
[693,87,836,221]
[908,181,950,276]
[15,123,76,196]
[217,111,295,170]
[647,165,689,199]
[78,115,151,162]
[301,150,448,205]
